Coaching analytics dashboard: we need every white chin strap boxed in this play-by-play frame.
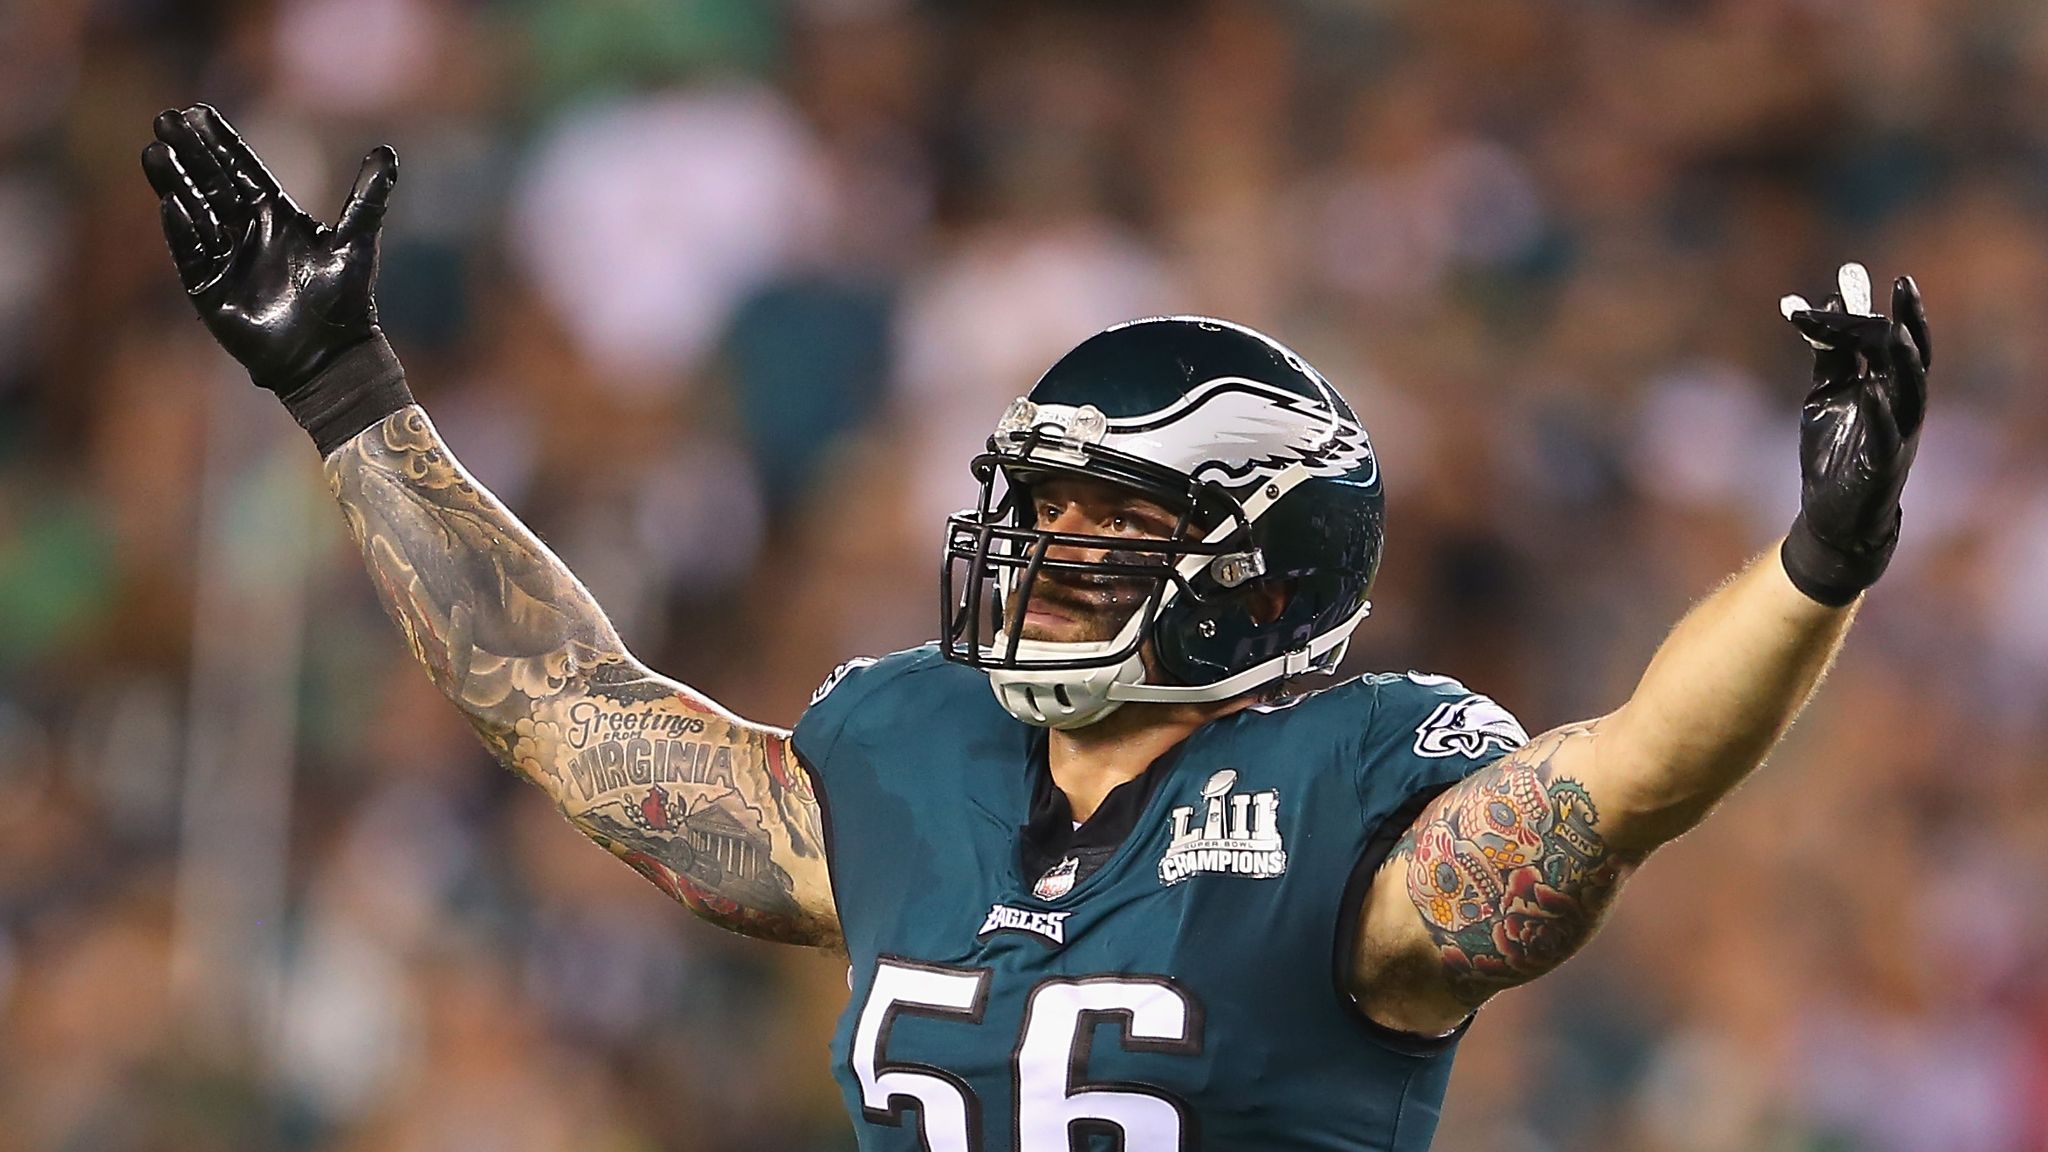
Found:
[986,643,1149,730]
[981,461,1368,729]
[985,597,1370,729]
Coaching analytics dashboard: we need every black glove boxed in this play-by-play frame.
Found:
[142,104,413,455]
[1778,266,1931,606]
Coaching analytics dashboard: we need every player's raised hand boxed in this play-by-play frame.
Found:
[1775,263,1931,606]
[142,104,396,396]
[143,104,414,455]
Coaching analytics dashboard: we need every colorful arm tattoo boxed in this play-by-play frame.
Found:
[324,408,838,946]
[1389,722,1641,1008]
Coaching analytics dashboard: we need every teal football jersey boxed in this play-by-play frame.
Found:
[793,646,1526,1152]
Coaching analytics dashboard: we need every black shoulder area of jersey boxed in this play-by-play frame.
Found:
[791,643,986,770]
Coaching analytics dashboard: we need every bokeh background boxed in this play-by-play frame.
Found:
[4,0,2048,1148]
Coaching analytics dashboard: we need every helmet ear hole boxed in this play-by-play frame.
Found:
[1243,579,1289,628]
[1154,588,1259,686]
[1154,580,1288,681]
[1154,574,1326,688]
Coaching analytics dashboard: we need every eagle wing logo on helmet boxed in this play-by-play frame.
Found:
[1097,377,1377,488]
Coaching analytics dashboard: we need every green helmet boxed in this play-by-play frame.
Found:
[941,316,1385,728]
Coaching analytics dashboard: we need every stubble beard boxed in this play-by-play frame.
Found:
[1012,574,1152,645]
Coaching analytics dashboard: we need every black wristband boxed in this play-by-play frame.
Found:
[1780,511,1898,607]
[276,334,415,457]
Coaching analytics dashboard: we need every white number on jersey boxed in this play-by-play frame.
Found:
[853,959,990,1152]
[853,958,1201,1151]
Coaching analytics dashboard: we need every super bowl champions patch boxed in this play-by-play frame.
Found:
[1159,769,1287,885]
[1411,694,1528,759]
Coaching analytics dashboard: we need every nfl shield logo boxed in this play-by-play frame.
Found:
[1033,857,1079,900]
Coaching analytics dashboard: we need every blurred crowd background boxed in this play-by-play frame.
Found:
[4,0,2048,1148]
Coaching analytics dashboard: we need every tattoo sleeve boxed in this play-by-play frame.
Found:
[1387,722,1643,1009]
[324,408,837,946]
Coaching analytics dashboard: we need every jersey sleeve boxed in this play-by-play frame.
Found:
[792,657,882,773]
[1355,671,1529,817]
[791,646,943,776]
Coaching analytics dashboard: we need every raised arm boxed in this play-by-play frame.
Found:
[1353,267,1930,1033]
[329,409,836,944]
[142,104,835,946]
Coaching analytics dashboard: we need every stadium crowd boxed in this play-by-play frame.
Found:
[4,0,2048,1148]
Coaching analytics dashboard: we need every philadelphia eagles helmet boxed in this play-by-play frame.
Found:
[940,315,1385,728]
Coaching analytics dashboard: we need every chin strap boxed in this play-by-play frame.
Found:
[1106,598,1370,705]
[987,595,1372,728]
[987,647,1146,729]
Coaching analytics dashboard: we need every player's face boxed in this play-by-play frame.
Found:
[1014,476,1184,644]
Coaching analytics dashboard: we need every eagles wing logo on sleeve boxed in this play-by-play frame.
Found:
[1412,695,1529,759]
[1027,377,1376,489]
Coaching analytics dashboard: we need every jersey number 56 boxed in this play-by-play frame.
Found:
[853,957,1203,1151]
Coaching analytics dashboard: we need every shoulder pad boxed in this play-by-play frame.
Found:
[793,644,951,767]
[810,656,882,707]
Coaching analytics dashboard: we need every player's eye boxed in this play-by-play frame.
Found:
[1110,515,1130,533]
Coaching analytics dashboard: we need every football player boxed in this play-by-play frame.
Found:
[143,106,1928,1150]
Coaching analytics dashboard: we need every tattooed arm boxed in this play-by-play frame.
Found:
[327,408,837,946]
[1351,550,1854,1032]
[134,105,832,946]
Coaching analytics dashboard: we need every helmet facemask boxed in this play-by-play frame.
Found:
[941,406,1278,728]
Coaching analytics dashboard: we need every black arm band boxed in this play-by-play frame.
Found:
[1780,511,1897,608]
[276,334,415,457]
